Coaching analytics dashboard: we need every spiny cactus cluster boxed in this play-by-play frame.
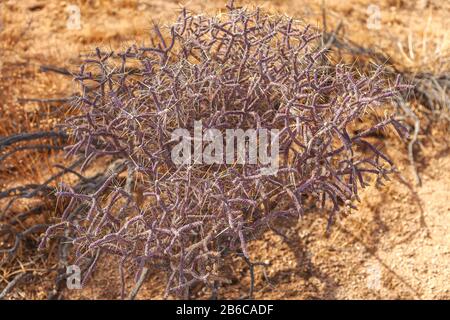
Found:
[40,4,407,298]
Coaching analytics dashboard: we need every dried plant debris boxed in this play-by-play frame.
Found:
[39,4,408,298]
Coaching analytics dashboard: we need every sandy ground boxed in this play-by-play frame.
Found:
[0,0,449,299]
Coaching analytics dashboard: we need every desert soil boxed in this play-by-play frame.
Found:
[0,0,448,299]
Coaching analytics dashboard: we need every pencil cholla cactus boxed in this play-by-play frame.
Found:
[40,4,407,298]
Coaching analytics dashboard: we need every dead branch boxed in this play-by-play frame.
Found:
[397,98,421,186]
[240,255,270,300]
[0,144,63,164]
[0,224,49,259]
[39,65,72,76]
[17,97,74,104]
[0,131,67,152]
[53,164,88,182]
[0,272,28,300]
[0,158,83,221]
[7,205,45,226]
[127,267,149,300]
[0,184,53,199]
